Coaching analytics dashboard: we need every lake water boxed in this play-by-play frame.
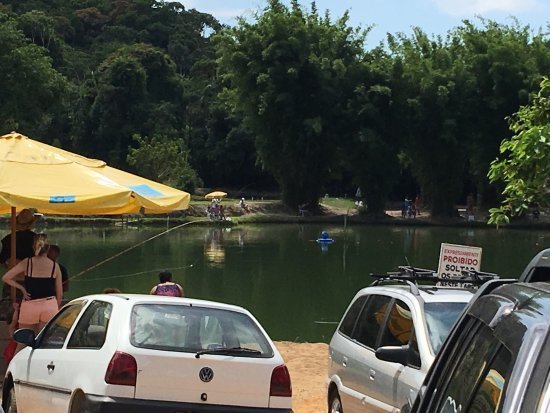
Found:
[36,222,549,343]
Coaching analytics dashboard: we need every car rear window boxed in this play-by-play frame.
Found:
[424,302,467,353]
[130,304,274,357]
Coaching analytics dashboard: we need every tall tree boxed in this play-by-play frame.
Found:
[76,43,184,167]
[389,29,470,216]
[216,0,366,208]
[344,48,397,214]
[456,19,550,207]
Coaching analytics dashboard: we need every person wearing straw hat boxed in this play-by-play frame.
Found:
[0,208,37,268]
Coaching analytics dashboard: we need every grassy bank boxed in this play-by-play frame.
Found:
[1,198,548,229]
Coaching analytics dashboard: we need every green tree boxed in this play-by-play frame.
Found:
[345,50,398,215]
[0,12,67,135]
[488,77,550,225]
[78,43,184,166]
[456,19,550,207]
[389,29,470,216]
[217,0,367,208]
[127,133,202,191]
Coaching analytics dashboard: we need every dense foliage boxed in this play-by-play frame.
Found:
[488,77,550,225]
[0,0,548,217]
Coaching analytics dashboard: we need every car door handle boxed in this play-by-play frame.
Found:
[342,356,348,367]
[369,369,376,381]
[47,362,55,372]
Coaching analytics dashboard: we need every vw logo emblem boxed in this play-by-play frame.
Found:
[199,367,214,382]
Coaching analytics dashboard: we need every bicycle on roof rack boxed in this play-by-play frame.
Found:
[370,265,499,290]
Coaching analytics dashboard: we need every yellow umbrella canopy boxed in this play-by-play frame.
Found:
[0,132,190,215]
[204,191,227,200]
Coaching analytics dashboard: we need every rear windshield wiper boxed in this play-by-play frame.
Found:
[195,346,261,358]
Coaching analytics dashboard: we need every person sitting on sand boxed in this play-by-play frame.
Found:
[150,270,184,297]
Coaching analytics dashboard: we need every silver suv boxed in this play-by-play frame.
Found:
[327,267,492,413]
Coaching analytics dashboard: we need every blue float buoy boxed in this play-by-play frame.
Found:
[316,230,334,244]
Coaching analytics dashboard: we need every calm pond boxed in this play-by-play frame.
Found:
[38,223,549,343]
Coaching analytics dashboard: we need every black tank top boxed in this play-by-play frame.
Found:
[25,257,57,299]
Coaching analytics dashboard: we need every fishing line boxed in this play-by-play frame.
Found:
[68,219,208,282]
[70,262,198,282]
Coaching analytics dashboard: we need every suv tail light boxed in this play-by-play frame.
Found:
[270,364,292,397]
[105,351,137,386]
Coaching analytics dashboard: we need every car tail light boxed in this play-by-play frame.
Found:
[270,364,292,397]
[105,351,137,386]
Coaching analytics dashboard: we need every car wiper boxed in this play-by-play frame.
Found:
[195,346,261,358]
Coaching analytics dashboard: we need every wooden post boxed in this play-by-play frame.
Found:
[9,207,16,303]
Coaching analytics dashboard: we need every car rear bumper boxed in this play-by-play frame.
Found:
[86,394,293,413]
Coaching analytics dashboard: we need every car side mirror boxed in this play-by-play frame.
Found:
[13,328,36,348]
[376,344,417,366]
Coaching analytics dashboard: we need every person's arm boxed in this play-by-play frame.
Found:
[54,263,63,307]
[149,286,157,295]
[2,260,29,300]
[177,284,184,297]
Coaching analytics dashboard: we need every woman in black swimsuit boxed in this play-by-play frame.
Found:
[2,234,63,340]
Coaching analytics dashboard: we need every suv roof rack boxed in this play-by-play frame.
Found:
[369,265,499,294]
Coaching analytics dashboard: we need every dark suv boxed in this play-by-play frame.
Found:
[519,247,550,282]
[409,280,550,413]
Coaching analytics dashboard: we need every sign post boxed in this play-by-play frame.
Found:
[438,243,482,279]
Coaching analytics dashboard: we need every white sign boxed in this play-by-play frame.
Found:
[438,243,482,279]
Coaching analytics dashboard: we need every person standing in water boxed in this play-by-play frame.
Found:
[149,270,184,297]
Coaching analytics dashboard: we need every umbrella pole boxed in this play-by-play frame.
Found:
[9,207,16,303]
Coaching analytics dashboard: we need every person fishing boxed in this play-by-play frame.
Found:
[149,270,184,297]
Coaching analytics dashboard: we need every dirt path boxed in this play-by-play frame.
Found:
[275,341,328,413]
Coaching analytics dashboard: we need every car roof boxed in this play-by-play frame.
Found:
[356,284,475,303]
[469,282,550,353]
[67,293,250,314]
[519,248,550,282]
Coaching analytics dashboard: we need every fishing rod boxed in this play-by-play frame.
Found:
[68,219,209,283]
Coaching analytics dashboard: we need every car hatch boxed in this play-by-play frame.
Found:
[129,303,278,407]
[132,350,277,406]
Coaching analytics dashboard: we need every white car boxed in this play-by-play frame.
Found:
[2,294,293,413]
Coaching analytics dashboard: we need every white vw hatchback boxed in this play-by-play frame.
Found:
[2,294,293,413]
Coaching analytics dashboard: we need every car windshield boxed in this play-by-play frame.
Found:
[424,302,467,354]
[130,304,274,357]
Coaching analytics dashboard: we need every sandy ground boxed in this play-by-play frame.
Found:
[274,341,328,413]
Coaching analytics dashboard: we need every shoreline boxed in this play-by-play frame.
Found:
[3,211,548,230]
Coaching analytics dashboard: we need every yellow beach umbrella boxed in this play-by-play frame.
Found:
[205,191,227,200]
[0,132,190,215]
[0,132,191,267]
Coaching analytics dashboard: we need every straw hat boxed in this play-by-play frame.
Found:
[16,209,37,230]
